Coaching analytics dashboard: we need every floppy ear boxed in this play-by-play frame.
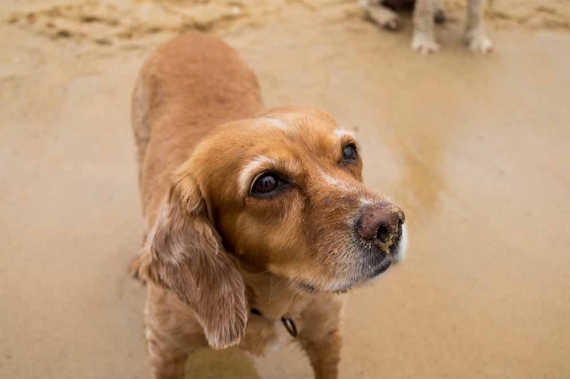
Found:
[140,174,247,350]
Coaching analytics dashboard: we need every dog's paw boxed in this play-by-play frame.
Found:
[367,7,401,31]
[465,30,494,53]
[381,13,401,31]
[412,32,440,54]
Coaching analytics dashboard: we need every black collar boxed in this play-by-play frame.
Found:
[250,308,298,338]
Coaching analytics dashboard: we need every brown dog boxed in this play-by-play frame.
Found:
[131,33,408,379]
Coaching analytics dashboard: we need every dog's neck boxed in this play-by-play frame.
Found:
[234,260,310,320]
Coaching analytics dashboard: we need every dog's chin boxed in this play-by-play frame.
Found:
[296,258,392,295]
[364,256,393,279]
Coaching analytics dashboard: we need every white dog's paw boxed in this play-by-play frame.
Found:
[465,30,494,53]
[367,7,401,31]
[412,32,440,54]
[381,13,401,31]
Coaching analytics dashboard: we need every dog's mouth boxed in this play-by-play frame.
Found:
[296,226,407,294]
[364,254,393,278]
[296,251,394,295]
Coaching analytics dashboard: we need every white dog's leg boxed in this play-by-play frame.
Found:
[412,0,440,54]
[464,0,493,53]
[360,0,401,31]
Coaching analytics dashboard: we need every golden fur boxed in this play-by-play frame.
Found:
[131,33,407,379]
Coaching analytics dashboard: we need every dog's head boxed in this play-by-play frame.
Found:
[141,107,407,349]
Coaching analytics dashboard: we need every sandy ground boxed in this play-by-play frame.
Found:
[1,0,570,378]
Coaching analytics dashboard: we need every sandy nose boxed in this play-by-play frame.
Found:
[358,203,405,251]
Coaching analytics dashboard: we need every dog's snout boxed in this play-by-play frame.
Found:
[358,203,405,252]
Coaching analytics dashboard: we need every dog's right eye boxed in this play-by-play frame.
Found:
[251,173,280,196]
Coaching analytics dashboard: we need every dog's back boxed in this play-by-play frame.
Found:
[131,33,264,225]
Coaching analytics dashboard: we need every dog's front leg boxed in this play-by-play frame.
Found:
[412,0,440,54]
[298,296,344,379]
[144,291,208,379]
[464,0,493,53]
[145,324,189,379]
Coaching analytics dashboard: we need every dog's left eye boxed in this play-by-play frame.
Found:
[342,144,357,162]
[251,173,281,196]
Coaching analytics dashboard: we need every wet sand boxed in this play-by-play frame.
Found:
[1,0,569,378]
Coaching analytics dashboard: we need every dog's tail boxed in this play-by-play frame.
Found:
[129,71,152,283]
[129,253,149,285]
[129,254,142,280]
[131,73,152,185]
[129,234,148,283]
